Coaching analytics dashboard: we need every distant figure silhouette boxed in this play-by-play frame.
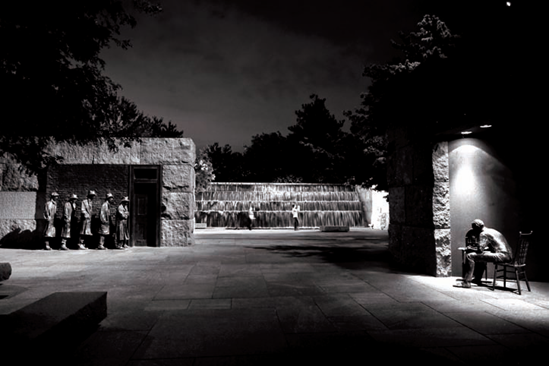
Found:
[248,203,255,231]
[292,204,300,231]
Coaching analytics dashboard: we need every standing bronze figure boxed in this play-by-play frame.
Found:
[43,192,59,250]
[115,197,130,249]
[78,190,96,249]
[98,193,114,250]
[60,194,78,250]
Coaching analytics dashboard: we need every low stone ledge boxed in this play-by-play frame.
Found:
[1,291,107,359]
[320,226,349,232]
[195,223,207,229]
[0,262,11,281]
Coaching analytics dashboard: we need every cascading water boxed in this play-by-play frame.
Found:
[195,183,367,228]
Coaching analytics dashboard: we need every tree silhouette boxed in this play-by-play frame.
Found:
[209,94,364,184]
[345,14,461,189]
[203,143,245,182]
[0,0,178,172]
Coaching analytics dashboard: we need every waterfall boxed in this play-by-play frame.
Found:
[195,183,366,228]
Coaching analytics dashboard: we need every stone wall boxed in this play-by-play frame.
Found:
[0,155,42,248]
[0,138,196,248]
[386,126,451,277]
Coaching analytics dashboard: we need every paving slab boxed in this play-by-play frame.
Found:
[133,308,288,359]
[1,228,549,365]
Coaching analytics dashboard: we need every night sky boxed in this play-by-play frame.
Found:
[99,0,516,151]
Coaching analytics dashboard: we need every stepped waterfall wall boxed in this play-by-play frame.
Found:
[195,183,367,228]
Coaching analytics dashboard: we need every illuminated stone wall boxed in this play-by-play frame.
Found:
[448,138,519,277]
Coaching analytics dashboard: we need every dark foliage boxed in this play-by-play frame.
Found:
[203,143,245,182]
[206,94,369,184]
[0,0,180,173]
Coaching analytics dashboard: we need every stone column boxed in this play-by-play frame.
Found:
[386,126,451,276]
[432,142,451,276]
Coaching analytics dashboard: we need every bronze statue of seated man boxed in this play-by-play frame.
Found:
[455,219,513,288]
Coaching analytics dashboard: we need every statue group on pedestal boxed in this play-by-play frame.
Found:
[43,191,130,251]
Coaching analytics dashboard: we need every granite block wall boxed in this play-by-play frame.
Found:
[386,126,451,276]
[0,155,42,248]
[1,138,196,248]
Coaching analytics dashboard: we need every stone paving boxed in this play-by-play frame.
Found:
[1,228,549,365]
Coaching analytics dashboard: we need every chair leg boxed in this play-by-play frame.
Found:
[492,264,497,291]
[515,268,521,295]
[522,269,531,292]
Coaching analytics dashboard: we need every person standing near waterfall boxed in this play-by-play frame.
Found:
[248,203,255,231]
[292,204,300,231]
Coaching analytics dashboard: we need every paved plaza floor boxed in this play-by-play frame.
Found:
[1,228,549,365]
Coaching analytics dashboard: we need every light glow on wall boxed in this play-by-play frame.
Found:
[453,144,482,196]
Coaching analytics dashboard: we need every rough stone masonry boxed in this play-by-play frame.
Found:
[0,138,196,248]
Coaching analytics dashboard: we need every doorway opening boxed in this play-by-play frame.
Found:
[130,166,161,247]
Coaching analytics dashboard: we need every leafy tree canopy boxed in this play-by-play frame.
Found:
[202,143,244,182]
[206,94,369,185]
[347,15,460,138]
[345,14,462,189]
[195,147,215,193]
[0,0,181,173]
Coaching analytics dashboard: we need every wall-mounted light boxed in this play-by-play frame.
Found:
[480,124,492,129]
[461,131,473,135]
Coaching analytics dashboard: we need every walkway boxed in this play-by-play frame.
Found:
[1,228,548,365]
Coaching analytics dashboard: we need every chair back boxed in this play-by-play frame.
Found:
[514,231,532,265]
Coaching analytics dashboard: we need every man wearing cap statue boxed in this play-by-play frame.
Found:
[98,193,114,250]
[43,192,59,250]
[60,194,78,250]
[78,190,96,250]
[455,219,513,288]
[116,197,130,249]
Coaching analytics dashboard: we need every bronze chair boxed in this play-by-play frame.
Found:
[492,231,532,295]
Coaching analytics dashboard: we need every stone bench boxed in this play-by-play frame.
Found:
[320,226,350,232]
[0,262,11,281]
[1,291,107,360]
[195,223,207,229]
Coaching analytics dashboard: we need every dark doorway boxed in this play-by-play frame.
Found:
[130,166,161,247]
